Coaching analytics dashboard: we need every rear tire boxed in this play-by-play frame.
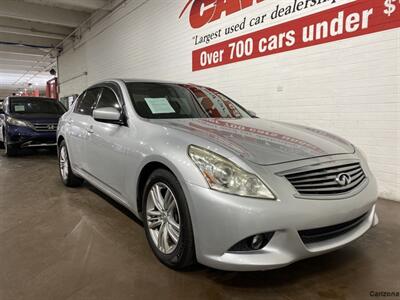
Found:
[143,169,196,270]
[58,140,84,187]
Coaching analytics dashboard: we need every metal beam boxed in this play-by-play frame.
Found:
[0,52,52,63]
[0,25,66,40]
[0,17,73,37]
[0,69,41,76]
[0,65,46,72]
[0,33,59,48]
[0,44,50,56]
[0,59,51,68]
[23,0,110,12]
[0,0,90,28]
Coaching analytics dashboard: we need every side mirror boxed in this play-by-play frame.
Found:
[93,107,122,124]
[248,110,258,118]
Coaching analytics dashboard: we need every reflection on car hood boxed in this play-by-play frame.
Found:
[154,118,355,165]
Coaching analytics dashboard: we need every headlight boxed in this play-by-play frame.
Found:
[6,116,33,128]
[188,145,275,199]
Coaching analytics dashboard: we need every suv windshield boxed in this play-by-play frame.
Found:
[126,82,251,119]
[9,98,66,115]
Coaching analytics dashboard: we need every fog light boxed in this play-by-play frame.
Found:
[250,234,264,250]
[228,232,274,252]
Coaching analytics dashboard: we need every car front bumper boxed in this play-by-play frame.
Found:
[184,156,378,271]
[7,125,57,148]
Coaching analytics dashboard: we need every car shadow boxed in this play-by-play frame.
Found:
[0,148,58,158]
[84,182,143,227]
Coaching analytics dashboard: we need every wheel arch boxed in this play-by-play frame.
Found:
[136,161,176,216]
[57,135,65,147]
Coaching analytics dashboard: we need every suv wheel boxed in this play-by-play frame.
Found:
[58,140,84,187]
[143,169,196,270]
[4,134,18,156]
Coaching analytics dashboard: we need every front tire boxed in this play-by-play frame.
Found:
[4,134,18,156]
[58,140,84,187]
[143,169,196,270]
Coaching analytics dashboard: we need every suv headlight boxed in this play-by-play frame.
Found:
[188,145,275,199]
[6,116,34,128]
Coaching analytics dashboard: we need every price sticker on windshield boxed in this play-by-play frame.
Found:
[145,98,176,114]
[14,105,26,112]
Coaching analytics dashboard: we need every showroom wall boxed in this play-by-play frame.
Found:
[58,0,400,201]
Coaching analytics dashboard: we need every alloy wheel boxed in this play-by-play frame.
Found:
[146,182,181,254]
[59,146,69,180]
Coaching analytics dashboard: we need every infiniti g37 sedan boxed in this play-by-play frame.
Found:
[57,79,378,271]
[0,97,66,156]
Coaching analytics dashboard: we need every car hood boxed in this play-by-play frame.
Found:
[10,113,62,123]
[153,118,355,165]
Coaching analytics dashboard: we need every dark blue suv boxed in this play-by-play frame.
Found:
[0,97,66,156]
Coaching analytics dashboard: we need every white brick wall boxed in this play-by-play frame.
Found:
[58,0,400,201]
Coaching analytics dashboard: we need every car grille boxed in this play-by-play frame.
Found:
[32,123,58,132]
[285,162,367,196]
[298,212,368,244]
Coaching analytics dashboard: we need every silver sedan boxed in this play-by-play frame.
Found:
[57,79,378,271]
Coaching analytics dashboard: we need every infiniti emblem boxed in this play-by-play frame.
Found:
[336,173,352,186]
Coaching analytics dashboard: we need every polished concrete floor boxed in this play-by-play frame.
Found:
[0,150,399,300]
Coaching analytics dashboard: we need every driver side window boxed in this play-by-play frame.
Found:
[96,88,121,111]
[74,88,101,115]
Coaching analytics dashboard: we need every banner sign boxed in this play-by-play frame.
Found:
[190,0,400,71]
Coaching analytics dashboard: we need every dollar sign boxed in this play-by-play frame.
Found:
[384,0,396,17]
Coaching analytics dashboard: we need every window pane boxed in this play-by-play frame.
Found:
[97,88,121,110]
[73,93,84,113]
[183,85,248,118]
[77,89,99,115]
[9,98,65,114]
[126,82,250,120]
[127,83,202,119]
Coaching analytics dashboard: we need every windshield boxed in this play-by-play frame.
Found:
[9,98,66,115]
[126,82,251,119]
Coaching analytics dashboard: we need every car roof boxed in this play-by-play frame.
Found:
[88,78,198,88]
[121,78,186,85]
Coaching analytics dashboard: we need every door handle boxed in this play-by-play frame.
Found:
[86,126,94,134]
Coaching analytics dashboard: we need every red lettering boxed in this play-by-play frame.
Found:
[189,0,216,29]
[186,0,265,28]
[210,0,241,22]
